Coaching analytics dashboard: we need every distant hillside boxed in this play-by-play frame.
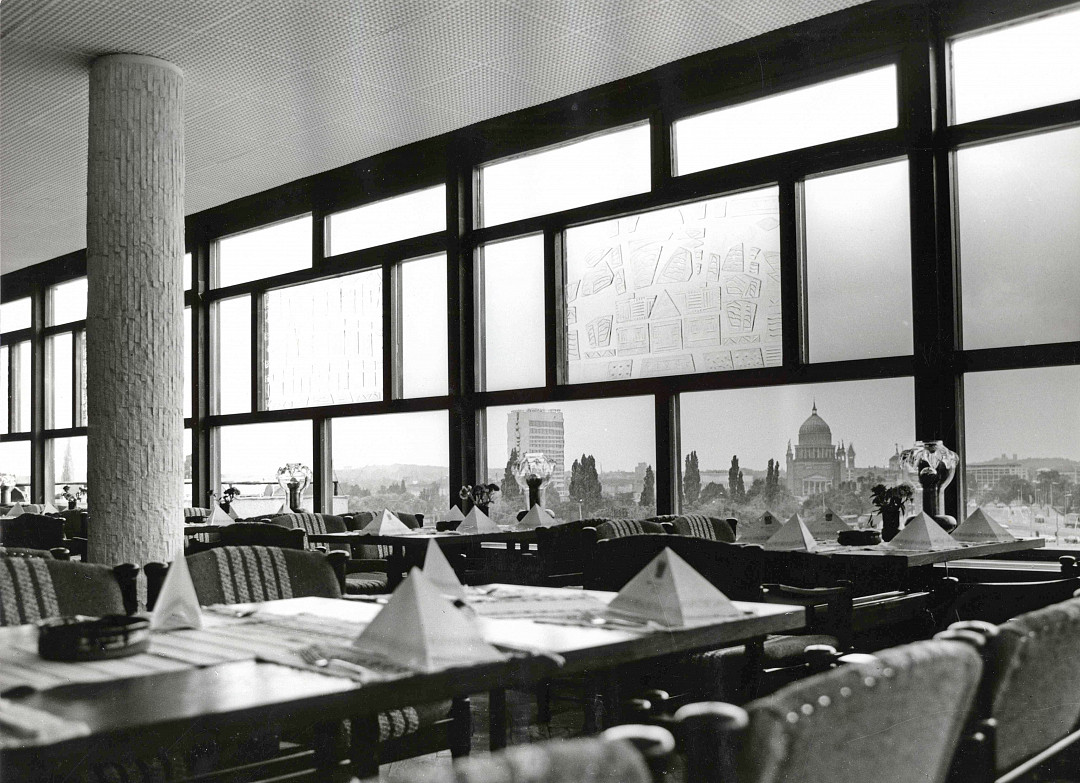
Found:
[334,464,447,488]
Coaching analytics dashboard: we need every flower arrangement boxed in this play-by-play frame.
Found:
[0,474,15,489]
[459,483,500,507]
[222,485,241,504]
[61,485,85,503]
[870,483,914,513]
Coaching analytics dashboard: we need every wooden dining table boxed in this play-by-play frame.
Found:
[0,585,805,781]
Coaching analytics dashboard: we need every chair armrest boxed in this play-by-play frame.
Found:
[112,563,141,615]
[660,522,675,534]
[326,550,349,595]
[49,547,72,561]
[674,702,748,783]
[602,724,676,782]
[144,561,168,611]
[64,536,88,559]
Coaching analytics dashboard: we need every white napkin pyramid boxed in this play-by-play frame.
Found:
[3,503,25,518]
[442,505,466,522]
[606,548,743,627]
[208,505,233,526]
[459,506,499,534]
[886,511,960,551]
[360,509,413,536]
[952,507,1016,543]
[151,554,203,631]
[515,504,555,530]
[422,539,465,598]
[351,568,504,671]
[764,514,817,551]
[42,502,60,514]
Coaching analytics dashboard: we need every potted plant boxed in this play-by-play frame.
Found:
[871,483,914,542]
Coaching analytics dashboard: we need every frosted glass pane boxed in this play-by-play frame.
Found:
[47,332,73,430]
[7,341,32,433]
[957,127,1080,349]
[484,397,656,523]
[47,278,87,325]
[183,307,192,419]
[804,160,913,362]
[480,235,546,391]
[264,271,382,410]
[216,215,311,288]
[401,254,448,398]
[328,185,446,256]
[332,411,449,517]
[480,124,650,227]
[50,436,87,502]
[215,296,251,415]
[0,441,31,488]
[564,187,782,384]
[675,66,898,175]
[964,366,1080,548]
[951,7,1080,124]
[680,377,916,517]
[1,298,31,332]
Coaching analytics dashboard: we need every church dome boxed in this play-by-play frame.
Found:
[798,403,833,446]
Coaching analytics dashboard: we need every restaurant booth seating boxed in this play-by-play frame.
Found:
[0,556,138,625]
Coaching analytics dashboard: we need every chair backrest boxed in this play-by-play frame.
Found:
[345,511,375,531]
[595,519,665,541]
[0,513,66,550]
[184,507,212,518]
[672,514,735,543]
[987,595,1080,773]
[587,534,765,600]
[148,546,342,608]
[534,519,609,586]
[393,511,424,529]
[217,523,307,550]
[941,575,1080,627]
[0,556,137,625]
[0,546,54,559]
[59,509,88,539]
[736,639,982,783]
[267,511,347,536]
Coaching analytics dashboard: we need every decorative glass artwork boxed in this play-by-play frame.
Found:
[563,187,782,384]
[264,270,382,410]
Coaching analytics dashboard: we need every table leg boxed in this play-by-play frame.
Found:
[739,638,765,702]
[450,696,472,757]
[348,714,381,779]
[489,688,508,751]
[387,545,406,590]
[312,720,343,776]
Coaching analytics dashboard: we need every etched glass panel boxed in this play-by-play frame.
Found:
[47,278,87,325]
[679,377,916,518]
[957,126,1080,349]
[484,397,656,524]
[219,421,314,515]
[964,366,1080,548]
[564,187,782,384]
[400,254,448,398]
[480,234,546,391]
[215,295,251,415]
[50,436,87,504]
[804,159,913,362]
[327,185,446,256]
[675,66,898,175]
[331,411,449,518]
[264,270,383,410]
[480,124,650,227]
[46,332,73,430]
[1,298,31,332]
[216,215,311,288]
[951,7,1080,124]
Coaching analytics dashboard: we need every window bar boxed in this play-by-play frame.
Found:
[251,290,264,413]
[30,288,46,503]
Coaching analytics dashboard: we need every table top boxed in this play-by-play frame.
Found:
[309,528,540,546]
[1,586,803,766]
[814,537,1044,567]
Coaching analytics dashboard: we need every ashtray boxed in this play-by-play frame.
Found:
[38,615,151,661]
[837,529,881,546]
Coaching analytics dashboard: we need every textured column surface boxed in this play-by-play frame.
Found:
[86,54,184,567]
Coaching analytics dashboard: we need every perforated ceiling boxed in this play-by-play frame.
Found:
[0,0,871,274]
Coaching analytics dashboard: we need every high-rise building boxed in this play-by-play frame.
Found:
[507,409,566,499]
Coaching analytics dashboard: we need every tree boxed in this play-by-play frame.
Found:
[728,456,742,502]
[700,481,727,504]
[61,441,74,483]
[501,447,523,504]
[639,465,656,508]
[764,458,780,503]
[569,454,604,515]
[736,470,745,501]
[683,451,701,506]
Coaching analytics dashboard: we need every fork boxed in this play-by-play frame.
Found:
[297,645,375,681]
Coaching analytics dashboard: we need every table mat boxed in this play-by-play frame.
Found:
[464,586,610,620]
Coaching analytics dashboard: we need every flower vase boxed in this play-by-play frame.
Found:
[68,499,77,510]
[900,441,960,533]
[880,507,902,542]
[1,486,11,505]
[288,482,302,512]
[526,477,544,510]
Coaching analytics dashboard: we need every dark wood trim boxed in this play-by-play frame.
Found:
[30,289,45,503]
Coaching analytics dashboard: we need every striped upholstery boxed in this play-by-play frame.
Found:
[672,514,735,543]
[209,546,294,603]
[0,556,59,625]
[268,513,348,550]
[595,519,665,541]
[184,507,211,518]
[346,572,389,594]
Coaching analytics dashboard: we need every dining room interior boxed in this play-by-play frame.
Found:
[1,0,1079,781]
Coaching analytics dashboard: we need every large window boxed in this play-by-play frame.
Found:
[218,421,314,515]
[674,66,898,175]
[679,378,916,521]
[803,159,913,362]
[1,298,31,332]
[479,124,651,227]
[484,397,657,524]
[215,214,312,288]
[963,366,1080,547]
[264,270,383,410]
[332,411,449,519]
[49,436,86,505]
[399,254,448,399]
[47,278,87,325]
[956,126,1080,349]
[214,295,251,415]
[46,333,74,430]
[564,187,782,383]
[3,341,31,434]
[0,441,31,499]
[327,185,445,257]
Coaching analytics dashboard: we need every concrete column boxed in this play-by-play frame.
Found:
[86,54,184,567]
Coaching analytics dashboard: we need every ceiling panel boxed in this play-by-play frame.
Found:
[0,0,873,273]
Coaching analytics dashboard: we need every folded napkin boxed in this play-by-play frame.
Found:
[0,698,90,748]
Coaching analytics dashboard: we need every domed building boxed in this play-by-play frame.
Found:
[785,403,855,497]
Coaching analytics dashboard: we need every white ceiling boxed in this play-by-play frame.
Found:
[0,0,870,274]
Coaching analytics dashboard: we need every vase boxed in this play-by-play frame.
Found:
[68,499,77,510]
[1,486,10,505]
[526,477,544,510]
[287,482,302,513]
[880,507,902,542]
[900,441,960,533]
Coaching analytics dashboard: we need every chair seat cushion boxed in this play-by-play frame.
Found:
[345,571,389,594]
